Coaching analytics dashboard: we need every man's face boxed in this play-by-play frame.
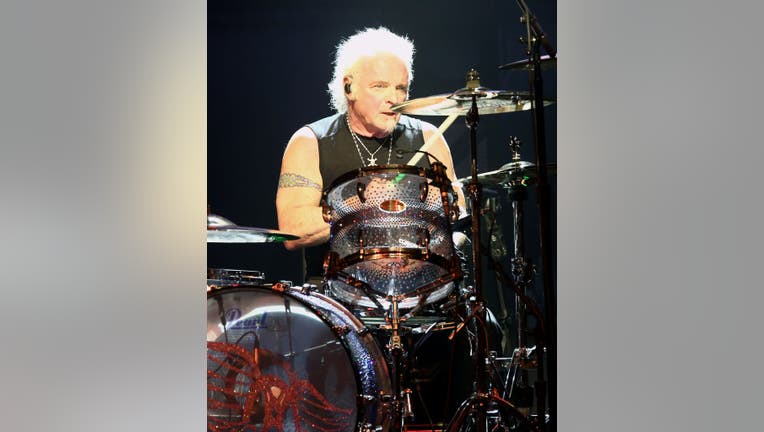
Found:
[347,53,409,138]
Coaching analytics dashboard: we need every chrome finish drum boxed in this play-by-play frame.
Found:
[323,165,461,309]
[207,285,392,432]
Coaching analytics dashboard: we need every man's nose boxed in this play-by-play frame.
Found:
[386,88,404,105]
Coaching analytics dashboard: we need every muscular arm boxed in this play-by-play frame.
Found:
[421,122,467,217]
[275,127,330,250]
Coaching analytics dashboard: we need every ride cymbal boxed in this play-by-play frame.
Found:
[391,87,554,116]
[207,214,299,243]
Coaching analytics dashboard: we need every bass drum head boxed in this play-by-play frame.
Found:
[207,286,391,432]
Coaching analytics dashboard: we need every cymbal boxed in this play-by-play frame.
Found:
[455,161,557,188]
[207,214,299,243]
[498,54,557,71]
[391,87,554,116]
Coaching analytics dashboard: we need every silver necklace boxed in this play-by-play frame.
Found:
[346,114,393,166]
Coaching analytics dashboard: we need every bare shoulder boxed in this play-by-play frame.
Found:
[283,126,318,155]
[279,126,322,189]
[291,126,318,140]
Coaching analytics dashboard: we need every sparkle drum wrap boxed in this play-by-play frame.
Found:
[207,282,392,432]
[323,165,461,309]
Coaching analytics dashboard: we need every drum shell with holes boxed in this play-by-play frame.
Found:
[322,165,462,309]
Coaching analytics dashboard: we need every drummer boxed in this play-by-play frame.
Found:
[276,26,465,283]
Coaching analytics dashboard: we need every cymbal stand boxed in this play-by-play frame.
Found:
[503,137,536,414]
[504,137,535,347]
[516,1,557,429]
[496,137,543,416]
[445,70,537,432]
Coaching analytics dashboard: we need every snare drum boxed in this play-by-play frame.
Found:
[322,165,462,309]
[207,280,392,432]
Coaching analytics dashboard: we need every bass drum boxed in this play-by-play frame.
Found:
[207,282,392,432]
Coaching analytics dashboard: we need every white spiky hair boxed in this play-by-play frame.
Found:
[327,27,415,113]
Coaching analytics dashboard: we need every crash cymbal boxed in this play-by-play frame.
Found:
[455,161,557,188]
[207,214,299,243]
[498,54,557,71]
[391,87,554,116]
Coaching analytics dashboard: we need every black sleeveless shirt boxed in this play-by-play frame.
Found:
[301,112,430,281]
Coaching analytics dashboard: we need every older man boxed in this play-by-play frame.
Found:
[276,26,464,282]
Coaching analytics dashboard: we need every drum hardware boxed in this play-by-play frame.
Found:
[402,388,415,419]
[357,180,367,202]
[498,54,556,71]
[513,1,557,428]
[322,164,463,310]
[487,347,538,417]
[376,292,475,431]
[454,162,557,190]
[433,1,557,428]
[206,268,269,293]
[207,212,299,243]
[481,253,547,431]
[410,321,456,334]
[501,137,538,354]
[392,67,547,431]
[385,296,413,431]
[449,68,530,432]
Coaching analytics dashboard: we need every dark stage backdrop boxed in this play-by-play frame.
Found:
[208,0,557,325]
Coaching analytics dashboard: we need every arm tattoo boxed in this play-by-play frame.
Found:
[278,173,322,190]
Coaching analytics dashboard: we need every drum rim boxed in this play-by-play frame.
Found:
[327,256,461,304]
[324,164,432,194]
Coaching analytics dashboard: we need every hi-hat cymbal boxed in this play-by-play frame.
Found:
[391,87,554,116]
[498,54,557,71]
[455,161,557,188]
[207,214,299,243]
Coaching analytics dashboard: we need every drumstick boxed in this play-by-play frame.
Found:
[407,113,459,166]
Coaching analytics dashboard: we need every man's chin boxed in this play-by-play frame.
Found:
[382,116,399,134]
[369,120,397,137]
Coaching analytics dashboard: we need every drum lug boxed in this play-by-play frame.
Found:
[418,179,428,202]
[358,394,378,403]
[449,205,459,222]
[356,422,382,432]
[356,395,385,432]
[321,201,333,223]
[331,325,351,336]
[271,280,293,293]
[356,181,367,203]
[416,228,430,259]
[323,251,340,278]
[298,282,319,294]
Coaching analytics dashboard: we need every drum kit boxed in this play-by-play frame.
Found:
[208,5,556,432]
